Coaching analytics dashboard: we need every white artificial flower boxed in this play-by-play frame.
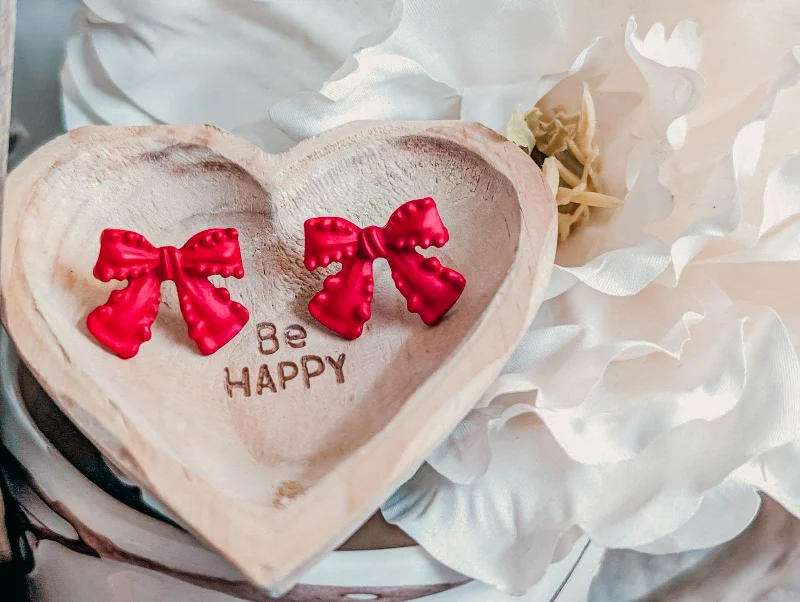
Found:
[271,0,800,594]
[62,0,394,150]
[64,0,800,595]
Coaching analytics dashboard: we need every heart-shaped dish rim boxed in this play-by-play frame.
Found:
[1,121,556,594]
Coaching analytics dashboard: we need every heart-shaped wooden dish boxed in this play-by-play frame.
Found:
[1,121,556,593]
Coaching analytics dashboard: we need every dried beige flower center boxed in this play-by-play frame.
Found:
[506,84,623,241]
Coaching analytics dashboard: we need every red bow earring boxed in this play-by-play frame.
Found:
[303,198,466,339]
[87,228,250,359]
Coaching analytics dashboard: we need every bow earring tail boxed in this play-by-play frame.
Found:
[304,197,466,340]
[87,228,250,358]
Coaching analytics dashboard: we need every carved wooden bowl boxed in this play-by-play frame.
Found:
[1,121,556,592]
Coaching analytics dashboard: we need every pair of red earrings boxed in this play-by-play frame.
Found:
[87,198,467,359]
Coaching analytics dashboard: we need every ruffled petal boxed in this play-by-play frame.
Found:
[63,0,394,144]
[379,14,800,594]
[386,300,799,591]
[271,52,461,141]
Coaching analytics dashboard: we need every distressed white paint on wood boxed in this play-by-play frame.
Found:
[1,121,556,593]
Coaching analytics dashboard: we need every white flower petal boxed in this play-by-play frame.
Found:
[60,58,110,129]
[759,152,800,238]
[354,0,572,91]
[505,108,536,152]
[635,20,702,70]
[385,291,800,591]
[626,17,704,137]
[536,311,747,464]
[587,481,759,598]
[554,144,673,295]
[64,34,158,127]
[633,479,761,554]
[63,0,394,138]
[738,440,800,519]
[383,412,580,594]
[271,53,461,141]
[462,36,615,133]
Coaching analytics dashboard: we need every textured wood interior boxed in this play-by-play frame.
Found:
[12,132,520,495]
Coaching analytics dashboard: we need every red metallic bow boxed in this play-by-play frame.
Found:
[87,228,250,359]
[304,197,466,339]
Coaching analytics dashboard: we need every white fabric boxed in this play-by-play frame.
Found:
[63,0,800,595]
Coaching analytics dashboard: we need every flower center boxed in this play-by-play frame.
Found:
[506,83,624,241]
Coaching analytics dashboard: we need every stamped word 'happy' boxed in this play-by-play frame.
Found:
[223,322,346,397]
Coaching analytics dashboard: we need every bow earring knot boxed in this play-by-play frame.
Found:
[87,228,249,358]
[304,198,466,339]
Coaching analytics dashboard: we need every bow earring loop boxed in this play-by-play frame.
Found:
[303,198,466,339]
[87,228,250,358]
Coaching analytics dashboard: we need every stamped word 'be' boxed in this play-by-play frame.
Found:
[224,322,346,398]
